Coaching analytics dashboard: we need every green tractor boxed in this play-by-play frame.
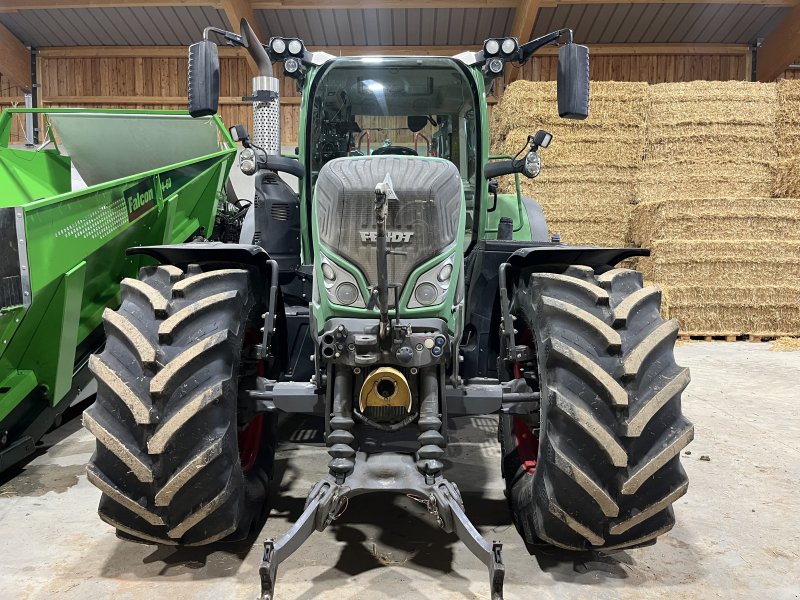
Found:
[83,19,694,599]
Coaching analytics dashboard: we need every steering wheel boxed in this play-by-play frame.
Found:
[372,146,418,156]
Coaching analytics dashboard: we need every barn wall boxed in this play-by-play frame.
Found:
[0,49,754,146]
[515,53,750,84]
[35,55,301,146]
[0,72,26,144]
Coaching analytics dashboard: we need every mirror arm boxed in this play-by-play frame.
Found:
[202,26,244,47]
[517,28,573,63]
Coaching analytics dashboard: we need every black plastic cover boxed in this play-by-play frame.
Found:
[557,43,590,120]
[0,208,23,309]
[188,40,220,118]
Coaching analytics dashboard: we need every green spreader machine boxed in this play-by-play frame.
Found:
[0,108,237,472]
[83,20,694,600]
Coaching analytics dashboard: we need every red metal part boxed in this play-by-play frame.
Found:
[239,329,265,473]
[513,416,538,474]
[513,355,538,474]
[239,414,264,473]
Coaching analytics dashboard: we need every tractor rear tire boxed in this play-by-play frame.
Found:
[83,264,273,546]
[502,266,694,550]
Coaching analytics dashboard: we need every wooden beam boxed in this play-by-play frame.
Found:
[540,43,750,56]
[38,43,751,59]
[507,0,543,83]
[757,1,800,81]
[39,46,245,58]
[218,0,265,74]
[41,95,301,104]
[0,22,31,89]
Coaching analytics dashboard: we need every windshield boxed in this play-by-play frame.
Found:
[308,57,478,240]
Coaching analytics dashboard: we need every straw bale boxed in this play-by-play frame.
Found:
[770,337,800,351]
[638,164,775,201]
[776,80,800,158]
[499,127,643,169]
[637,241,800,288]
[662,285,800,336]
[630,198,800,246]
[775,157,800,197]
[491,80,649,142]
[644,126,776,167]
[640,81,777,202]
[546,215,631,246]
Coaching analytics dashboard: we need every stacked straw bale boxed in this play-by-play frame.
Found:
[639,81,777,200]
[491,78,800,336]
[630,197,800,336]
[491,80,649,245]
[631,81,800,336]
[776,80,800,197]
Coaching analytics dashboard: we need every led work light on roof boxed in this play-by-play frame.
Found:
[288,39,303,55]
[501,37,518,55]
[484,39,500,56]
[271,38,286,54]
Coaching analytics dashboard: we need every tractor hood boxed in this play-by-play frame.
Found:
[315,155,462,288]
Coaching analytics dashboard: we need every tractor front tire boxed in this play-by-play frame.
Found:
[83,264,272,546]
[503,266,694,550]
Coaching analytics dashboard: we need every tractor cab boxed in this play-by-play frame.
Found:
[306,56,479,239]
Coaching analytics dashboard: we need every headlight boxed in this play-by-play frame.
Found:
[335,282,359,305]
[321,263,336,281]
[437,263,452,282]
[271,38,286,54]
[239,148,257,175]
[284,57,300,74]
[288,39,303,55]
[522,151,542,179]
[415,283,438,306]
[408,255,455,309]
[319,253,365,308]
[487,58,504,74]
[484,39,500,56]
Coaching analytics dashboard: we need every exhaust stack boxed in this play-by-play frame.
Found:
[240,18,280,155]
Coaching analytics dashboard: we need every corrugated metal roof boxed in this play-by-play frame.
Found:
[533,3,789,44]
[0,7,230,47]
[255,8,514,46]
[0,4,789,48]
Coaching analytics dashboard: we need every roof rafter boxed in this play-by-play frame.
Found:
[217,0,265,73]
[507,0,544,82]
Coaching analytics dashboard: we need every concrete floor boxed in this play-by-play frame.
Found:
[1,342,798,600]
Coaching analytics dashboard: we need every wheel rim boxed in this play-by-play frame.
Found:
[238,415,264,473]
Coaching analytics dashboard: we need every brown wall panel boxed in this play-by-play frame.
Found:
[0,51,753,147]
[0,72,26,144]
[514,53,748,85]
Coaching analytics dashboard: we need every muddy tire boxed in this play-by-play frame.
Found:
[502,266,694,550]
[83,264,272,545]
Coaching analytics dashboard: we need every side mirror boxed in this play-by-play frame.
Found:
[556,42,590,120]
[188,40,220,118]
